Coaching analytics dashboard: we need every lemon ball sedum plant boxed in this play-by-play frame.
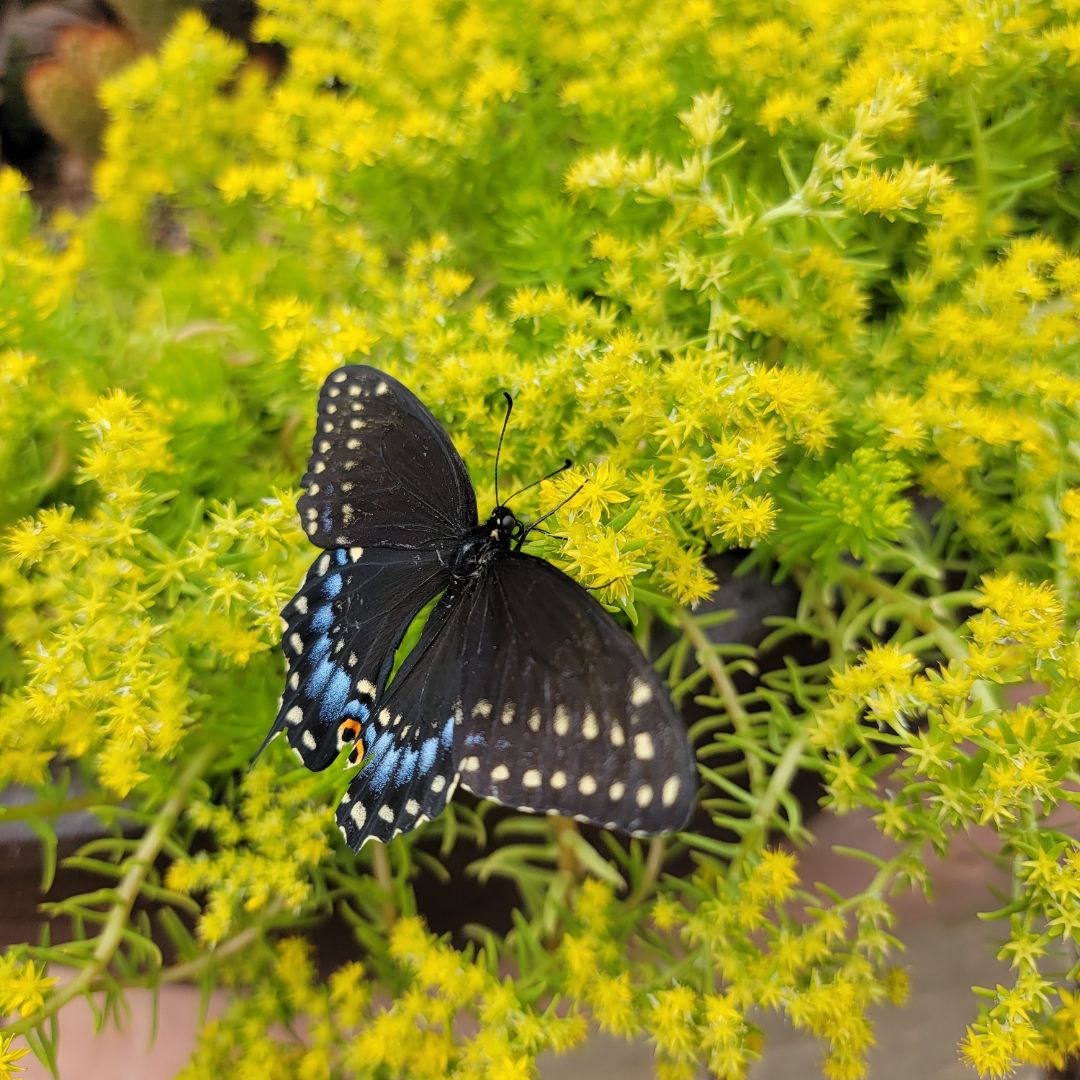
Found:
[1,1,1080,1078]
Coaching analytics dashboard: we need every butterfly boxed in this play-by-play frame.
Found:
[258,365,697,850]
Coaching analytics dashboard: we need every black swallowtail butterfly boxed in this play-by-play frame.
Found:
[258,365,697,850]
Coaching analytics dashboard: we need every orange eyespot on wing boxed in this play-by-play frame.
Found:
[338,718,364,763]
[339,718,362,741]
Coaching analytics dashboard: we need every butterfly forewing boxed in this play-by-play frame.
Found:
[456,556,696,835]
[297,365,477,550]
[264,545,449,768]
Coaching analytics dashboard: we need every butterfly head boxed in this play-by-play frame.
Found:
[488,505,525,544]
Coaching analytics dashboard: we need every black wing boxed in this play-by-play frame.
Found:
[336,585,476,849]
[335,553,697,849]
[296,365,477,550]
[261,545,448,769]
[456,555,696,835]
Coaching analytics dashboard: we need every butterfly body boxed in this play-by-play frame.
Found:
[260,365,697,850]
[450,507,519,581]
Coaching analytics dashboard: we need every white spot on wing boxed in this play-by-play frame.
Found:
[523,769,541,788]
[631,680,652,706]
[472,699,492,719]
[550,770,567,790]
[609,781,625,801]
[582,710,599,740]
[610,722,625,747]
[554,706,570,737]
[378,805,395,823]
[633,732,655,761]
[286,706,303,726]
[491,764,510,782]
[662,775,681,808]
[294,596,308,615]
[636,784,653,808]
[578,774,597,796]
[302,730,317,751]
[431,774,446,794]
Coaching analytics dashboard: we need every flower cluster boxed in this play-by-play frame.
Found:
[178,919,586,1080]
[561,857,908,1080]
[1,390,304,795]
[813,574,1079,1074]
[165,764,335,945]
[0,0,1078,1077]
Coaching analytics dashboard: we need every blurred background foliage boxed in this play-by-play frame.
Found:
[0,0,1079,1077]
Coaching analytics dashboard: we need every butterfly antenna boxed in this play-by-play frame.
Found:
[506,458,573,504]
[494,391,513,507]
[517,483,584,549]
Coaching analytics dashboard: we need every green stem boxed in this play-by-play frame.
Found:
[8,744,216,1037]
[370,843,397,927]
[159,902,285,985]
[676,608,765,793]
[836,838,925,911]
[967,88,989,257]
[0,792,102,824]
[740,727,809,861]
[626,837,667,908]
[1044,493,1075,632]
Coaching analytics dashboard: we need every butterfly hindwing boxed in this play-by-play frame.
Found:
[456,555,696,835]
[297,365,477,550]
[265,545,449,769]
[336,590,471,848]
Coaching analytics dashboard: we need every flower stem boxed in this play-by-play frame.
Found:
[371,843,397,927]
[626,837,667,908]
[676,607,765,793]
[8,743,216,1037]
[159,901,285,985]
[739,726,809,863]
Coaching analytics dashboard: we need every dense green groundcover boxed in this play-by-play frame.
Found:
[1,1,1080,1077]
